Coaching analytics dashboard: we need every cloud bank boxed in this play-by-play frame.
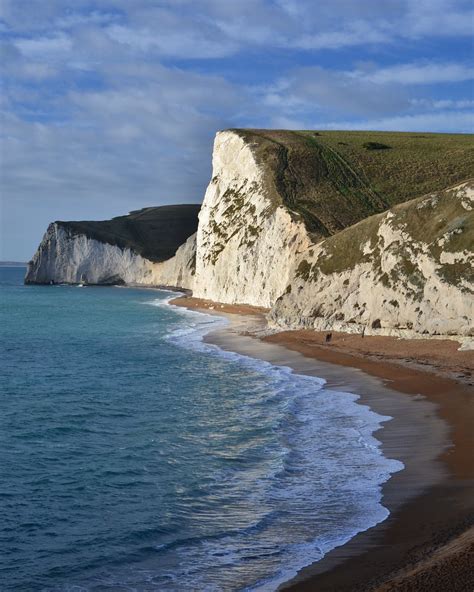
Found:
[0,0,473,258]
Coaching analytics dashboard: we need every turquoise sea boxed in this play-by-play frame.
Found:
[0,267,402,591]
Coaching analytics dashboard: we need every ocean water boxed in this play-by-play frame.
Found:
[0,267,403,591]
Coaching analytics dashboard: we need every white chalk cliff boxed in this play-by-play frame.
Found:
[192,131,312,307]
[25,223,196,288]
[270,181,474,342]
[26,130,474,342]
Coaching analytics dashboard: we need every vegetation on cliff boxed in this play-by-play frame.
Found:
[271,180,473,338]
[231,129,474,241]
[314,180,473,290]
[57,204,200,263]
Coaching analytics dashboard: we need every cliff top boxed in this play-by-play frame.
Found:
[228,129,474,240]
[57,204,200,263]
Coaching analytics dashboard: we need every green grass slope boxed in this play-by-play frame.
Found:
[295,180,474,295]
[58,204,200,263]
[232,129,474,240]
[270,180,473,337]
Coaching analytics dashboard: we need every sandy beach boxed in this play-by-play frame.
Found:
[171,296,474,592]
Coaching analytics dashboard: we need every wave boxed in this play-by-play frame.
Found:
[141,293,404,591]
[1,281,405,592]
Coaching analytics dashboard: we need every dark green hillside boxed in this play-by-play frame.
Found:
[232,129,474,240]
[58,204,200,263]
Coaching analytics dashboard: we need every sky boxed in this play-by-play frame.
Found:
[1,0,473,260]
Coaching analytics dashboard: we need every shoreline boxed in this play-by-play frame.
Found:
[171,296,474,591]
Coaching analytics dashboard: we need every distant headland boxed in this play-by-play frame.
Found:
[0,261,27,267]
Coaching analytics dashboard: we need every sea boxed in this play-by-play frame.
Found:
[0,266,403,591]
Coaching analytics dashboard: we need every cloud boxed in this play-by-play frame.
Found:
[199,0,474,50]
[0,39,61,84]
[411,98,474,110]
[315,110,474,133]
[260,59,474,126]
[1,0,473,259]
[262,66,409,118]
[357,62,474,85]
[291,21,391,50]
[406,0,474,37]
[0,58,247,258]
[106,23,236,58]
[14,33,73,58]
[55,10,119,29]
[3,1,474,58]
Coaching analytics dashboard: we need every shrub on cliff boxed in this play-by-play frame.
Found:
[363,141,392,150]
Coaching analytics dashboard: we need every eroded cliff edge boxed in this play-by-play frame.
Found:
[25,205,199,288]
[26,129,474,342]
[271,181,474,341]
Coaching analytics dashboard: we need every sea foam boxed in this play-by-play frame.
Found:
[1,275,404,592]
[145,294,404,591]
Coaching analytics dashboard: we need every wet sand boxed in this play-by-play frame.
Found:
[171,297,474,591]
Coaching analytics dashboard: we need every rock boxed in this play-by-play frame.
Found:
[269,181,474,345]
[25,222,197,290]
[192,130,312,307]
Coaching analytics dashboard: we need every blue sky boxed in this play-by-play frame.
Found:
[1,0,473,260]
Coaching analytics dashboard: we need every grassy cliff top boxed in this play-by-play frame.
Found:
[231,129,474,240]
[57,204,200,263]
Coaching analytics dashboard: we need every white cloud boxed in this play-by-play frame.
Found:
[317,110,474,133]
[199,0,474,50]
[358,62,474,85]
[0,40,58,80]
[1,0,473,259]
[407,0,474,37]
[0,58,247,258]
[55,10,119,29]
[411,98,474,110]
[106,23,236,58]
[263,66,409,118]
[14,33,73,58]
[2,1,474,68]
[269,115,308,129]
[294,21,390,50]
[19,61,58,80]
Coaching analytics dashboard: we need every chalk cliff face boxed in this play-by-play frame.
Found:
[25,222,196,289]
[270,181,474,341]
[26,223,147,285]
[25,205,199,288]
[192,131,312,307]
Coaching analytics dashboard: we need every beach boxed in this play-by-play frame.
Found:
[171,296,474,592]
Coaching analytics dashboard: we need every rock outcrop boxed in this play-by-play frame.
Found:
[192,131,313,307]
[270,181,474,341]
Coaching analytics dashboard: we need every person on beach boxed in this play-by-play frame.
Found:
[325,333,332,343]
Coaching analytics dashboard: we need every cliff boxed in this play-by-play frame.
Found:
[192,129,473,312]
[270,181,474,341]
[192,130,312,307]
[25,205,199,287]
[26,129,474,342]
